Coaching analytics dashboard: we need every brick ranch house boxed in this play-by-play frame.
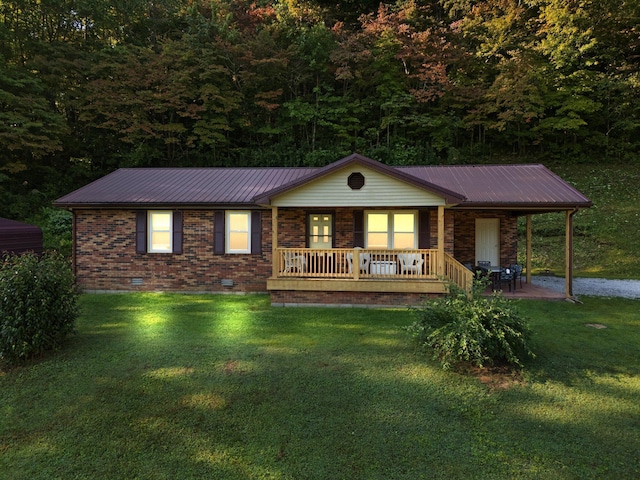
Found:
[54,154,591,306]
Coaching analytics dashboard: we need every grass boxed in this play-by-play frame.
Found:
[519,161,640,279]
[1,293,640,479]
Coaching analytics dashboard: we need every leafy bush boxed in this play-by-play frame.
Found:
[0,252,80,364]
[28,207,73,257]
[407,280,535,370]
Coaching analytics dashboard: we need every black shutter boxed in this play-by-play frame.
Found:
[353,210,364,247]
[251,211,262,255]
[172,211,183,254]
[214,211,225,254]
[418,210,430,249]
[136,211,147,254]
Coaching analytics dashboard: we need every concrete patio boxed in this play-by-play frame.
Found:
[485,280,567,301]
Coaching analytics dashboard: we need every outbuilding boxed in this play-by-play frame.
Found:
[0,217,44,255]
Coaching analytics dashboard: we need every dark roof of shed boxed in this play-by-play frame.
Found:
[53,155,592,211]
[0,217,43,254]
[0,217,42,233]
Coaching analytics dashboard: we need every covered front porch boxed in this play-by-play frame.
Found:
[252,155,590,306]
[267,247,472,296]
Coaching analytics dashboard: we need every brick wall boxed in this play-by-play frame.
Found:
[74,209,272,292]
[73,207,517,296]
[270,289,438,307]
[277,207,453,250]
[277,207,359,248]
[453,211,518,266]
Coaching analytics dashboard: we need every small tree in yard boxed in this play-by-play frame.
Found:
[407,279,535,370]
[0,252,80,365]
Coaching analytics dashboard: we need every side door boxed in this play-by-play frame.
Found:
[475,218,500,266]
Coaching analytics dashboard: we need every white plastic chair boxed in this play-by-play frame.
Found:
[346,251,371,274]
[397,253,424,275]
[283,252,306,273]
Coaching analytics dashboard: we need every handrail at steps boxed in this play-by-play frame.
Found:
[443,252,474,293]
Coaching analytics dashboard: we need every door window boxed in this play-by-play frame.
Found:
[308,213,333,249]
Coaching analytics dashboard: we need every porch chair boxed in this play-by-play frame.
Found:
[510,264,523,289]
[497,267,514,292]
[397,253,424,275]
[346,251,371,274]
[283,251,306,273]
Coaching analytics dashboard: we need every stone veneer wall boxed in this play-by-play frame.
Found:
[74,209,272,292]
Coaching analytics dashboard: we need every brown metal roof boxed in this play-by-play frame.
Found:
[54,155,591,211]
[54,167,318,208]
[400,164,592,209]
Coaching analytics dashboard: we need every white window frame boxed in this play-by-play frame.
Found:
[226,210,251,254]
[365,210,417,249]
[148,211,173,253]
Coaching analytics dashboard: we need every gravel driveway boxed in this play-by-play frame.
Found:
[531,276,640,299]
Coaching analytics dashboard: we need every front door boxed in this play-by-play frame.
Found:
[308,213,333,249]
[475,218,500,266]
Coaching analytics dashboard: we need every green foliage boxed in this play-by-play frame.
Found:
[32,207,73,256]
[519,162,640,278]
[407,280,535,369]
[0,252,79,365]
[2,0,640,219]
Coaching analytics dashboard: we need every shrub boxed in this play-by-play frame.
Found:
[407,279,535,370]
[31,207,73,257]
[0,252,80,364]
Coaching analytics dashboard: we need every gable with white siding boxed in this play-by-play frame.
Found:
[271,164,447,207]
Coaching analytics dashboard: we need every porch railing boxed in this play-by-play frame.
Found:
[275,248,474,292]
[444,252,474,293]
[276,248,438,280]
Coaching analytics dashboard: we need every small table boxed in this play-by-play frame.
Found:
[370,260,397,275]
[475,265,512,291]
[475,265,500,289]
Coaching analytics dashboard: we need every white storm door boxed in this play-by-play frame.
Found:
[475,218,500,266]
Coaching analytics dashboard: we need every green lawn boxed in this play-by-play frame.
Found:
[519,162,640,279]
[2,294,639,479]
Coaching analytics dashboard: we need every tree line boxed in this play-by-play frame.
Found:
[1,0,639,219]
